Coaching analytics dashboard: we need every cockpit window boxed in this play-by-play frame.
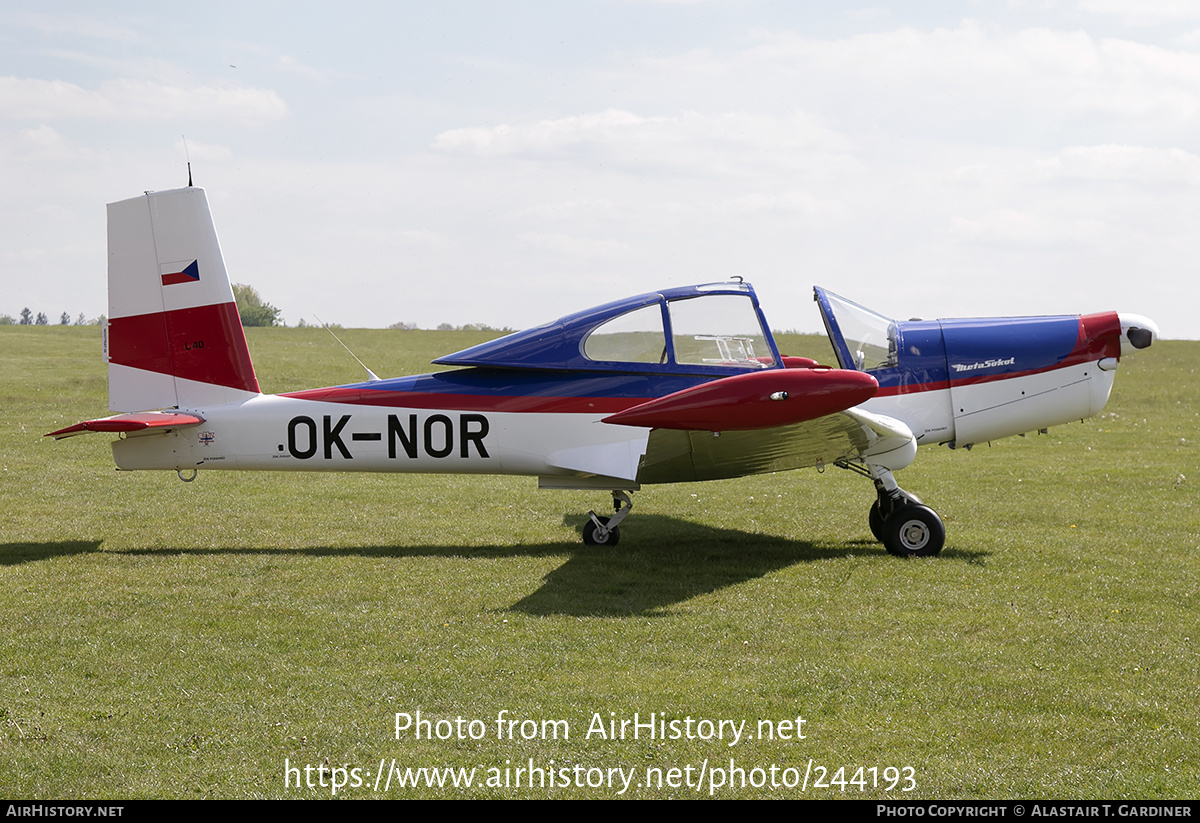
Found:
[583,303,667,363]
[820,291,898,371]
[668,294,773,368]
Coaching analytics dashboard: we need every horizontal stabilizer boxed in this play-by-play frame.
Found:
[602,367,877,432]
[46,411,205,440]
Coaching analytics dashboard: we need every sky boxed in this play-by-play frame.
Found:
[3,1,1199,338]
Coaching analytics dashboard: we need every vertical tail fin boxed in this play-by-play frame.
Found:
[105,187,261,411]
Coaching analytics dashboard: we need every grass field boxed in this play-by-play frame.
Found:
[2,325,1196,799]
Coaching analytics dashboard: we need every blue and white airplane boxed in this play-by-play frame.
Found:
[50,186,1158,557]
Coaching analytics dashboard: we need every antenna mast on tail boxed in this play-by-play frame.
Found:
[182,135,193,186]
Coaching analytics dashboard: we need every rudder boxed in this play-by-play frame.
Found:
[106,187,260,412]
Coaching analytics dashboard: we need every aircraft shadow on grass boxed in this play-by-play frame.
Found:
[511,515,983,616]
[0,540,103,566]
[3,516,984,616]
[509,514,830,617]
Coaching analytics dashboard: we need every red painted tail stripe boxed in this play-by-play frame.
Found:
[108,302,260,394]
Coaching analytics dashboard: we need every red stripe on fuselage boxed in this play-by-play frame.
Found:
[279,386,642,414]
[874,379,952,397]
[108,302,260,393]
[875,360,1102,398]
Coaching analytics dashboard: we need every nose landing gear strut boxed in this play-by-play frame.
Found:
[583,490,633,546]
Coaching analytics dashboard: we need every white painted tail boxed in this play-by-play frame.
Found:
[105,187,260,412]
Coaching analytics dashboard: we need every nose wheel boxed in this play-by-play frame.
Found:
[583,490,633,546]
[583,516,619,546]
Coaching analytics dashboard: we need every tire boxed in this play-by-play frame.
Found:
[871,493,922,545]
[582,517,620,546]
[883,504,945,558]
[869,500,885,542]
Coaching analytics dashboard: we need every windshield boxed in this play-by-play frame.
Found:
[816,289,898,372]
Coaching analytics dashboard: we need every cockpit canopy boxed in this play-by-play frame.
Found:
[435,282,781,374]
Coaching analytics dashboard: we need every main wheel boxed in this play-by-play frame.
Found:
[883,505,945,558]
[582,517,620,546]
[871,492,923,544]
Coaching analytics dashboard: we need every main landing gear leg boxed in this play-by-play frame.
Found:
[861,465,945,558]
[582,490,633,546]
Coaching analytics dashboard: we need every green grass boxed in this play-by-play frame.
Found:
[1,326,1196,798]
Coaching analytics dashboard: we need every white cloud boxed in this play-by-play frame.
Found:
[0,76,287,126]
[950,144,1200,188]
[9,124,87,160]
[1077,0,1200,26]
[710,190,841,218]
[515,231,630,257]
[355,227,449,248]
[627,22,1200,138]
[274,54,331,86]
[1173,27,1200,46]
[432,108,856,181]
[1036,144,1200,184]
[172,137,233,162]
[433,109,649,157]
[15,10,142,43]
[950,209,1107,246]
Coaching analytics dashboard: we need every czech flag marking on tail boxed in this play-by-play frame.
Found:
[160,259,200,286]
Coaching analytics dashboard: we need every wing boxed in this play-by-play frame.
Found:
[598,368,916,483]
[634,407,915,483]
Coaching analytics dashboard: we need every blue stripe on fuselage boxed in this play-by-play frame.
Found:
[870,316,1083,394]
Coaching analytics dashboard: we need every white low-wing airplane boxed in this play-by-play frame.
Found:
[49,186,1159,556]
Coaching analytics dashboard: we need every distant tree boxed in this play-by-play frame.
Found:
[232,283,282,327]
[436,323,454,331]
[388,321,419,330]
[296,318,309,328]
[75,313,86,326]
[60,312,71,325]
[35,312,48,326]
[19,308,32,325]
[0,315,15,325]
[459,323,512,333]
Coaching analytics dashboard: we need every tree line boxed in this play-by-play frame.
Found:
[4,285,508,332]
[0,309,101,326]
